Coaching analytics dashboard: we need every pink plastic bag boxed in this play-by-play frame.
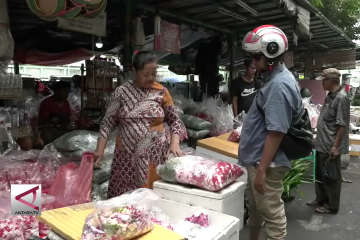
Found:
[48,154,94,209]
[157,155,244,191]
[5,163,28,185]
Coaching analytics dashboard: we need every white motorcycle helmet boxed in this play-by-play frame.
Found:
[242,25,288,59]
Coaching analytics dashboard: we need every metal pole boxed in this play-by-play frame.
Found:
[14,62,20,74]
[123,0,133,73]
[228,35,234,103]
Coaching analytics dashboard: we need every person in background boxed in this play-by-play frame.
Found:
[231,59,261,116]
[35,82,52,97]
[93,51,184,198]
[307,68,350,213]
[300,87,314,104]
[239,25,303,240]
[38,81,71,145]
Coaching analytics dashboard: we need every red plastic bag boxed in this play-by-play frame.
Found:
[48,154,94,209]
[227,127,242,142]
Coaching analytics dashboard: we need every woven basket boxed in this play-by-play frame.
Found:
[27,0,106,21]
[82,0,106,18]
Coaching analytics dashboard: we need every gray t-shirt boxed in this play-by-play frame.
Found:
[315,87,350,155]
[238,64,303,169]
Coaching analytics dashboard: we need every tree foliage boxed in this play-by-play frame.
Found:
[310,0,360,40]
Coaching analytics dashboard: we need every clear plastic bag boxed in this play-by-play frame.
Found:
[149,206,174,231]
[173,208,219,240]
[0,192,55,239]
[302,98,319,129]
[0,125,17,155]
[234,111,247,128]
[0,149,61,191]
[157,155,244,191]
[81,189,157,240]
[48,154,94,209]
[53,130,99,152]
[192,96,234,137]
[38,145,66,189]
[228,112,246,142]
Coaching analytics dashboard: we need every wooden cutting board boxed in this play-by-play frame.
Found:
[37,203,184,240]
[197,136,238,159]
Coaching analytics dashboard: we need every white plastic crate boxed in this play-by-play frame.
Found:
[153,180,246,225]
[148,198,240,240]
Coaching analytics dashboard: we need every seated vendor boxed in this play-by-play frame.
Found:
[38,81,72,145]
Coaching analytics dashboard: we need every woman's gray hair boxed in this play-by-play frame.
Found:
[133,51,158,71]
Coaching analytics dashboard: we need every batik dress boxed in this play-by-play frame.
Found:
[99,81,182,198]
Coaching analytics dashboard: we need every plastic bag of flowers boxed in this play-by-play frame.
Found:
[81,188,159,240]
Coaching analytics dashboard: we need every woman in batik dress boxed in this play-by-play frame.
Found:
[94,51,184,198]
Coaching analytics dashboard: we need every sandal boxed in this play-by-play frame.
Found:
[306,200,319,206]
[342,177,352,183]
[315,207,337,214]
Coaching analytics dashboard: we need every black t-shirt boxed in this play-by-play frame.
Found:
[231,77,261,114]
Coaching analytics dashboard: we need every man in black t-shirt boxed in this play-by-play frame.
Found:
[231,59,262,116]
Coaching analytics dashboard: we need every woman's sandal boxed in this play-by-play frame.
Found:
[315,207,337,214]
[306,200,319,206]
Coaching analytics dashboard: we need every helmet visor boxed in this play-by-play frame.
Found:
[243,31,262,45]
[242,31,262,53]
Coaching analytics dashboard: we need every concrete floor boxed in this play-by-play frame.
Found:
[239,156,360,240]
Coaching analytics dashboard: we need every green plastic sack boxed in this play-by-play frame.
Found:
[186,128,209,139]
[182,115,212,130]
[100,181,109,195]
[92,159,112,184]
[91,183,106,202]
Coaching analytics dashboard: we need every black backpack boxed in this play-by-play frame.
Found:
[255,93,313,160]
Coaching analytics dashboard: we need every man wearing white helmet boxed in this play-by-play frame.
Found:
[239,25,306,240]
